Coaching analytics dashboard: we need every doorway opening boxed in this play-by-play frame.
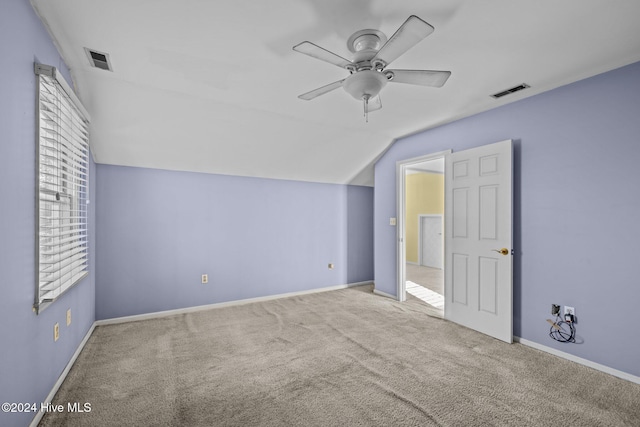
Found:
[396,141,513,342]
[396,151,449,316]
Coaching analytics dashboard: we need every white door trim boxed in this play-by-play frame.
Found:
[418,214,444,269]
[396,150,451,302]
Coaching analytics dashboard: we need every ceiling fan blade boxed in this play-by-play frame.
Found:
[387,69,451,87]
[372,16,434,67]
[368,95,382,112]
[293,42,354,69]
[298,80,345,101]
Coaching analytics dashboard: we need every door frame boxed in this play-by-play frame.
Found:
[418,214,444,269]
[396,150,451,302]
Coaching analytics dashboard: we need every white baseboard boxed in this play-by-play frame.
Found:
[514,336,640,385]
[30,323,96,427]
[96,281,373,326]
[373,288,397,300]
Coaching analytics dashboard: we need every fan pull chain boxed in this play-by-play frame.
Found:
[363,95,370,123]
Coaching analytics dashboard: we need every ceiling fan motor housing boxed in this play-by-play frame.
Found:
[347,29,387,53]
[347,29,388,71]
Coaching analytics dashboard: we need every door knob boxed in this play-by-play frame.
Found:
[492,248,509,256]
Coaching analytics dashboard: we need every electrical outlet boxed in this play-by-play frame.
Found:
[66,309,71,326]
[564,306,576,323]
[54,323,59,342]
[201,274,208,284]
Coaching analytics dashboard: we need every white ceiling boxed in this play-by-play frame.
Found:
[31,0,640,186]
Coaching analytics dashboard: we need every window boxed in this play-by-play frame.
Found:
[34,64,91,313]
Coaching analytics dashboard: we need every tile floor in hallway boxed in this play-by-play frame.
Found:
[406,264,444,312]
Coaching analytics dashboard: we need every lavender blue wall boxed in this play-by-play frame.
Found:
[95,165,373,320]
[0,2,96,426]
[374,60,640,377]
[347,185,374,283]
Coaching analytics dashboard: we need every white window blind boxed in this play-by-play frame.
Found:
[35,64,91,313]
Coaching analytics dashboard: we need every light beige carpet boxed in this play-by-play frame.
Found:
[40,285,640,426]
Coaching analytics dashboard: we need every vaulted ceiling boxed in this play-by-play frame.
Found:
[31,0,640,186]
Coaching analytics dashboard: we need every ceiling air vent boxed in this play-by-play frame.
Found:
[492,83,530,99]
[84,48,113,71]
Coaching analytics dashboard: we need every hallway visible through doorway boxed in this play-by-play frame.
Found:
[406,264,443,315]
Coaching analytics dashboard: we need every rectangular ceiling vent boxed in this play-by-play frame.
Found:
[492,83,530,99]
[84,48,113,71]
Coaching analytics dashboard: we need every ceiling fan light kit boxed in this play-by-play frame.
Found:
[293,15,451,121]
[342,69,388,100]
[343,70,388,121]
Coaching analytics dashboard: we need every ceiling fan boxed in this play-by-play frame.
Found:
[293,15,451,121]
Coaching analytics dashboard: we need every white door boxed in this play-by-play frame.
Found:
[444,140,513,343]
[420,216,443,269]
